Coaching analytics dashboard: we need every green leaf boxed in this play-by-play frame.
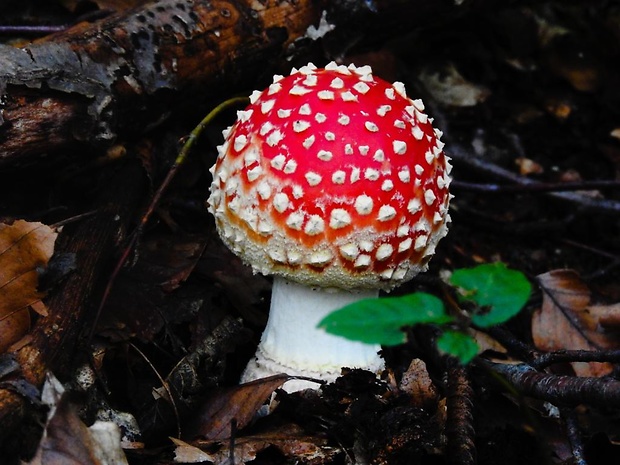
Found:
[450,262,531,328]
[318,292,451,346]
[436,330,480,364]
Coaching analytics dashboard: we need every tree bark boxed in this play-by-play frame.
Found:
[0,0,324,166]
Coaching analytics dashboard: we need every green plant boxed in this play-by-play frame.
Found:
[318,262,531,364]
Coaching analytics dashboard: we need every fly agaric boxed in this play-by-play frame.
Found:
[208,62,451,390]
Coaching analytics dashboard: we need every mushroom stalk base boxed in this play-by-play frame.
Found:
[241,277,383,391]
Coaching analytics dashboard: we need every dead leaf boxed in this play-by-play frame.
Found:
[399,359,439,410]
[29,373,129,465]
[183,425,337,465]
[186,375,290,441]
[532,269,620,377]
[418,63,490,107]
[0,220,57,352]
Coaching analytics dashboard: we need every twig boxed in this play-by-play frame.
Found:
[448,144,620,214]
[452,179,620,194]
[531,349,620,371]
[563,408,588,465]
[445,359,476,465]
[479,360,620,407]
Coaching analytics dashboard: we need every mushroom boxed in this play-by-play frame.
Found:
[208,62,452,391]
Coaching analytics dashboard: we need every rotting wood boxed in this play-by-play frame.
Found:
[0,0,325,166]
[0,157,148,455]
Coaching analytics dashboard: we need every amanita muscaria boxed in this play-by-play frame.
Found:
[208,62,452,390]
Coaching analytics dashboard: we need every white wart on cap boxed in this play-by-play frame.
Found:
[208,62,452,291]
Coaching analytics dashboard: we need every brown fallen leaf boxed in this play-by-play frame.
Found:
[532,269,620,377]
[28,374,129,465]
[185,374,291,441]
[179,424,337,465]
[0,220,57,353]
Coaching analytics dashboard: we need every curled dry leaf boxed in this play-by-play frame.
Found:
[0,220,57,353]
[532,269,620,377]
[185,374,291,441]
[399,358,440,410]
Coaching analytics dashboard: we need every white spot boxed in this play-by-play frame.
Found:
[373,149,385,162]
[412,125,424,140]
[284,159,297,173]
[318,90,335,100]
[330,209,351,229]
[378,205,397,221]
[268,82,282,94]
[413,99,425,111]
[364,168,380,181]
[338,114,350,125]
[437,175,447,189]
[434,211,444,224]
[309,250,333,266]
[293,120,311,132]
[397,224,409,237]
[303,135,316,149]
[359,146,370,156]
[325,62,338,71]
[315,113,327,123]
[414,234,428,251]
[425,189,437,206]
[359,241,374,252]
[287,250,302,265]
[247,165,262,181]
[303,74,318,86]
[381,268,395,279]
[293,185,304,198]
[290,85,311,96]
[393,140,407,155]
[350,167,361,183]
[228,196,240,213]
[436,139,446,151]
[332,170,346,184]
[415,164,424,176]
[353,82,370,94]
[416,110,428,124]
[237,109,253,122]
[244,147,259,166]
[385,88,395,100]
[341,91,358,102]
[299,103,311,115]
[376,244,394,261]
[261,100,275,114]
[393,81,407,98]
[340,243,359,261]
[330,77,344,89]
[355,195,373,215]
[398,238,413,252]
[317,150,333,161]
[273,193,290,212]
[394,119,406,129]
[271,154,286,170]
[257,181,271,200]
[345,144,354,155]
[304,215,325,235]
[299,63,317,74]
[233,135,248,152]
[325,132,336,141]
[393,267,408,280]
[381,180,394,191]
[286,212,304,230]
[354,255,371,268]
[277,108,292,118]
[249,90,262,104]
[425,150,435,164]
[377,105,391,116]
[408,198,422,214]
[266,130,284,146]
[273,74,284,82]
[354,65,372,77]
[365,121,379,132]
[268,248,286,263]
[398,168,411,183]
[305,172,322,186]
[434,128,444,138]
[257,220,273,236]
[405,105,415,117]
[260,121,274,136]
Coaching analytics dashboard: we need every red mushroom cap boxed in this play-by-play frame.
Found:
[208,62,452,291]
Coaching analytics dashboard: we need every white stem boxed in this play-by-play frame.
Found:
[241,276,383,391]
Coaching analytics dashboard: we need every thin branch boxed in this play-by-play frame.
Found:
[452,179,620,194]
[448,144,620,214]
[445,359,476,465]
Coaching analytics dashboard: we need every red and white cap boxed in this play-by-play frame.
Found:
[208,62,452,291]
